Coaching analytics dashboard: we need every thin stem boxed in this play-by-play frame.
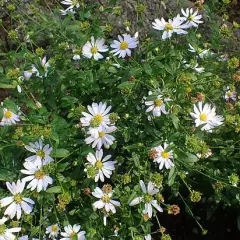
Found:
[179,192,204,232]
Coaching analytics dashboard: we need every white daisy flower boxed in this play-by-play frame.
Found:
[110,34,139,58]
[46,224,60,238]
[85,126,116,150]
[92,187,121,214]
[17,76,24,93]
[145,234,152,240]
[21,162,53,192]
[60,7,76,15]
[152,143,174,170]
[0,217,21,240]
[0,108,20,126]
[24,139,54,166]
[73,54,80,60]
[193,63,205,73]
[190,102,224,131]
[36,56,50,78]
[145,95,171,117]
[129,180,163,218]
[85,149,116,182]
[0,180,34,220]
[80,102,113,138]
[181,8,203,28]
[60,224,86,240]
[61,0,80,9]
[82,37,108,60]
[188,44,210,59]
[24,65,38,79]
[152,16,188,40]
[224,87,237,101]
[196,148,212,159]
[19,235,29,240]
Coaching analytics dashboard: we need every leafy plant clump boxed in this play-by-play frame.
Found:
[0,0,239,239]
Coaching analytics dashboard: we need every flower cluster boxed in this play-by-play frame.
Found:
[0,0,239,239]
[81,34,139,60]
[152,8,203,40]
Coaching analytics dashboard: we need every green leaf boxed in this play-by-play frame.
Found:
[107,66,118,73]
[57,162,69,172]
[0,169,16,181]
[4,99,18,112]
[46,186,62,193]
[117,81,135,90]
[129,67,142,77]
[128,227,139,233]
[168,167,177,186]
[90,212,99,220]
[52,148,70,158]
[170,114,180,129]
[72,234,78,240]
[176,149,198,166]
[143,63,152,75]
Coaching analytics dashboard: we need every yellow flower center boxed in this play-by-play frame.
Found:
[154,99,163,106]
[200,113,207,121]
[120,41,129,50]
[227,91,232,97]
[36,150,45,158]
[101,194,111,203]
[91,47,98,54]
[161,151,170,159]
[14,194,22,203]
[144,194,153,203]
[165,23,173,31]
[35,170,45,179]
[98,131,105,138]
[188,15,194,21]
[90,114,103,127]
[70,232,77,240]
[5,111,12,119]
[51,225,58,232]
[96,160,103,169]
